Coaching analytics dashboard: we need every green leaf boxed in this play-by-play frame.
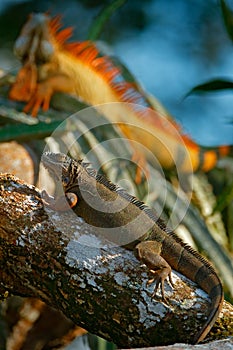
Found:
[184,78,233,97]
[214,179,233,213]
[87,0,128,41]
[221,0,233,42]
[0,120,66,142]
[109,56,139,84]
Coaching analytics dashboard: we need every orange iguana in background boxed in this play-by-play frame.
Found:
[9,12,230,181]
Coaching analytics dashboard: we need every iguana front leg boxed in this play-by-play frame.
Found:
[136,241,174,303]
[9,60,38,102]
[23,74,76,117]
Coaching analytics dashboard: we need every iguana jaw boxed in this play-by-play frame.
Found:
[41,152,70,182]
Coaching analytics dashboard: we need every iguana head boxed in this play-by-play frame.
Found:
[14,13,54,63]
[41,152,81,190]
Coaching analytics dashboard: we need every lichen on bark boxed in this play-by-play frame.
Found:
[0,174,232,348]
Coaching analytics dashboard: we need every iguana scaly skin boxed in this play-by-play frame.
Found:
[41,152,223,344]
[9,13,230,182]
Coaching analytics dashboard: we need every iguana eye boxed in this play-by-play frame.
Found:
[62,176,70,185]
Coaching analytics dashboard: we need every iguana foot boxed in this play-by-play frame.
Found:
[136,241,174,303]
[23,82,53,117]
[147,268,174,303]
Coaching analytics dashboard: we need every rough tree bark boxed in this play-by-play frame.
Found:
[0,174,232,348]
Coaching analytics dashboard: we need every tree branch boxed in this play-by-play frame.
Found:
[0,174,232,348]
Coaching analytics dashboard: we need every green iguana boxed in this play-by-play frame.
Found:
[41,152,223,344]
